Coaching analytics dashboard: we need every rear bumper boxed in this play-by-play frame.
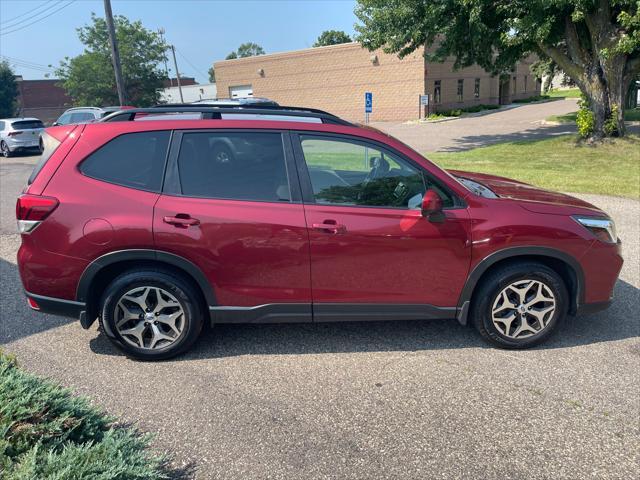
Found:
[25,291,85,319]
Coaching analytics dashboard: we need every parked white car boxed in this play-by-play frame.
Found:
[0,118,45,157]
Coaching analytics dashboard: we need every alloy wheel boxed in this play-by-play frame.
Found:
[114,286,185,349]
[491,279,556,339]
[1,142,9,157]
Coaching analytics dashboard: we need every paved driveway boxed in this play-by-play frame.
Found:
[372,99,581,152]
[1,123,639,479]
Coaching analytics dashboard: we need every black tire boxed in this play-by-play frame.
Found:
[471,262,568,349]
[38,138,44,154]
[99,269,205,360]
[1,141,12,158]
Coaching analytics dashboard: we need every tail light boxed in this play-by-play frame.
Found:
[8,131,23,136]
[16,194,59,233]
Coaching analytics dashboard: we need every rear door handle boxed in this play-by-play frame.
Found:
[312,221,346,234]
[163,214,200,228]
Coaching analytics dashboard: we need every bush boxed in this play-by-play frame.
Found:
[603,105,619,137]
[0,351,170,479]
[576,96,595,139]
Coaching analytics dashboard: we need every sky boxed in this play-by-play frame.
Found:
[0,0,358,83]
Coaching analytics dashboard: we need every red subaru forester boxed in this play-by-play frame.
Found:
[16,106,623,360]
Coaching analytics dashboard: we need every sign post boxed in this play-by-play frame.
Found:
[419,94,430,119]
[364,92,372,124]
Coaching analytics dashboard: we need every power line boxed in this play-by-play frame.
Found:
[0,1,75,36]
[174,47,209,81]
[1,56,54,73]
[0,0,56,27]
[1,1,64,30]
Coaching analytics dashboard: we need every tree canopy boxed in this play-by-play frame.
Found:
[355,0,640,138]
[208,66,216,83]
[0,61,19,118]
[56,14,168,107]
[313,30,352,47]
[226,43,265,60]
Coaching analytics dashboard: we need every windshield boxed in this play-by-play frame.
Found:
[12,120,44,130]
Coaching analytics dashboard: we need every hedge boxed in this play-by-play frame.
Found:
[0,351,172,479]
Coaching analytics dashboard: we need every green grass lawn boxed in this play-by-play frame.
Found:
[547,88,582,98]
[428,134,640,198]
[548,109,640,123]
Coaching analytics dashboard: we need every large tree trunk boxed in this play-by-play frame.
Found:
[537,0,639,140]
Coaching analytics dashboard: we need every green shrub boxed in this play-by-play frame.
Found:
[0,351,170,479]
[576,97,595,139]
[603,105,619,137]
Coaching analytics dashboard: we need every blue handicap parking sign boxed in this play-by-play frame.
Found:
[365,92,372,113]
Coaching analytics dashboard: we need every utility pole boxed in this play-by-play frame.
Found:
[103,0,126,105]
[157,28,172,87]
[170,45,184,103]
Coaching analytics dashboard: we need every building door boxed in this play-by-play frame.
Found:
[229,84,253,98]
[499,76,510,105]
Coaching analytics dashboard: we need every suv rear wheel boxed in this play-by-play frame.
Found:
[99,269,205,360]
[472,262,568,349]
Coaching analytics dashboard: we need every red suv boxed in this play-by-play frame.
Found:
[16,106,623,360]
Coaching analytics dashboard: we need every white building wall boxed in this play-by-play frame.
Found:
[159,83,217,103]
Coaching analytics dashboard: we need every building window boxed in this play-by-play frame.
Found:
[474,78,480,98]
[434,80,441,104]
[524,75,528,92]
[457,79,464,102]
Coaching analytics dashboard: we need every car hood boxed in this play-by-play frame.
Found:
[447,169,604,214]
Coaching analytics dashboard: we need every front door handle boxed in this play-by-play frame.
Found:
[312,221,346,234]
[163,214,200,228]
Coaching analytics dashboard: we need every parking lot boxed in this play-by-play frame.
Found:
[1,106,639,479]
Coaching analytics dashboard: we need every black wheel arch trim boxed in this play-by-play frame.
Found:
[456,246,585,325]
[76,249,217,306]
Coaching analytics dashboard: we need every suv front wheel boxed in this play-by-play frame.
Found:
[472,262,568,349]
[99,269,205,360]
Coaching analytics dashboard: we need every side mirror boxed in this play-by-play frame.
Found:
[51,122,60,127]
[421,189,444,222]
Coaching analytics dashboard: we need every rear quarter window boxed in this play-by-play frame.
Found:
[79,131,171,192]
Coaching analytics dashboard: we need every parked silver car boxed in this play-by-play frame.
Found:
[0,118,45,157]
[53,106,134,126]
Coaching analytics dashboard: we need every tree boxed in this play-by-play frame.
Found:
[56,13,168,107]
[355,0,640,139]
[226,42,265,60]
[531,58,559,93]
[313,30,352,47]
[208,66,216,83]
[0,61,19,118]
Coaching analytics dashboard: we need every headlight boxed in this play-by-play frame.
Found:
[573,216,617,243]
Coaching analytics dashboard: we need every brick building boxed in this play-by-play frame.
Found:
[214,42,540,122]
[16,79,72,125]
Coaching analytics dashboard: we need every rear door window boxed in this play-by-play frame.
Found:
[176,131,291,202]
[79,131,171,192]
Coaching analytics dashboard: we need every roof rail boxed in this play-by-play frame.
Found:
[100,105,352,126]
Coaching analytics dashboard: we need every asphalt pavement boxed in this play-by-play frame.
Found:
[1,105,638,479]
